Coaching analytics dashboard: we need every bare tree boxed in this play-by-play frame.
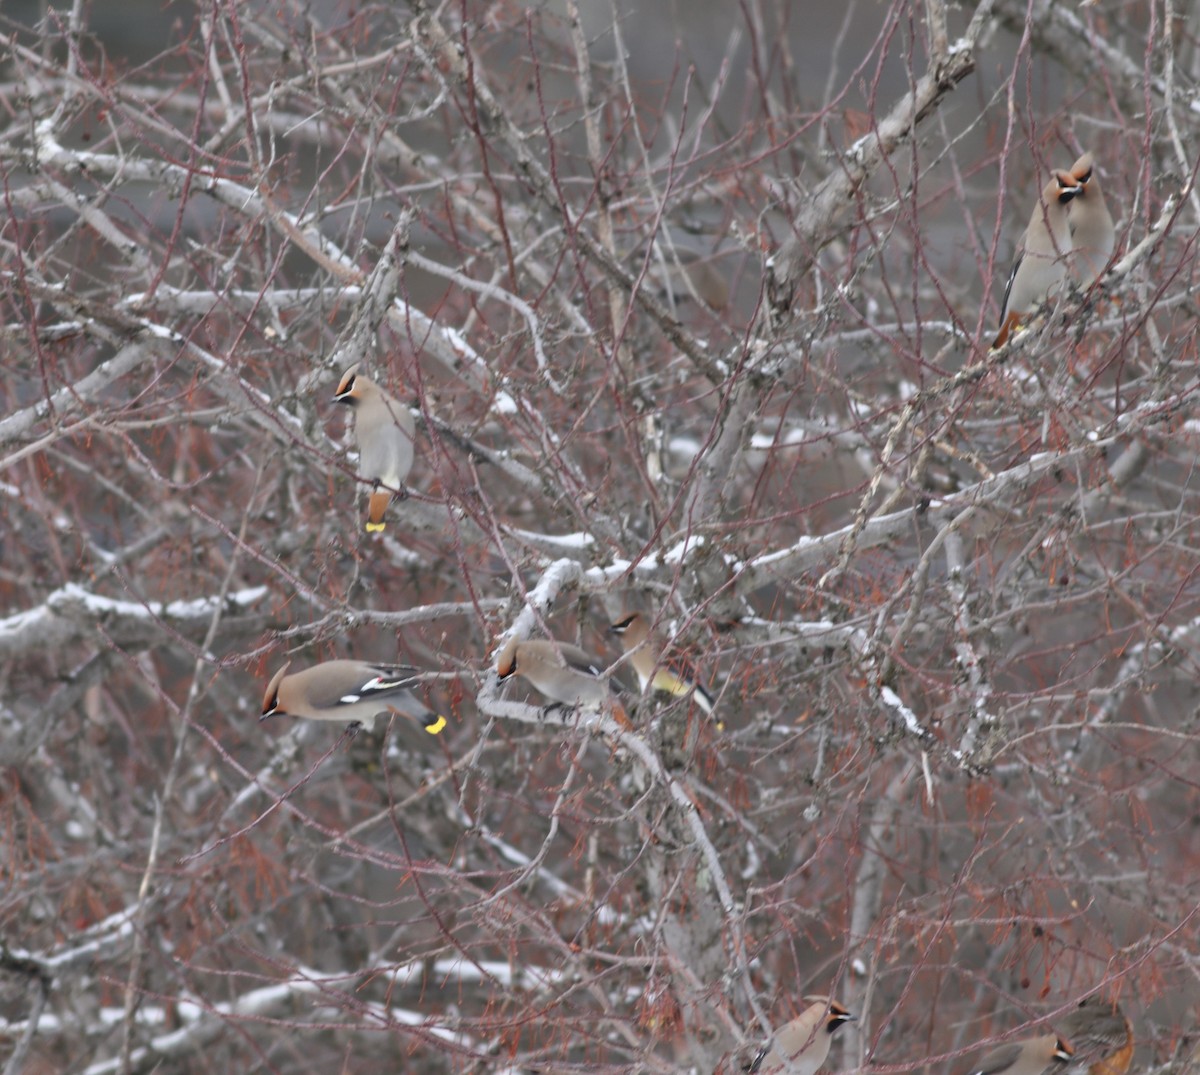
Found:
[0,0,1196,1072]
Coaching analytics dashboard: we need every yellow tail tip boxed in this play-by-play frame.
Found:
[424,715,447,735]
[365,521,386,533]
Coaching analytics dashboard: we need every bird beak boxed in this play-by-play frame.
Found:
[830,1005,857,1026]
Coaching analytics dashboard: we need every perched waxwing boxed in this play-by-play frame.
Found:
[495,637,630,726]
[966,1035,1074,1075]
[260,659,446,734]
[609,612,717,718]
[1067,152,1116,288]
[334,363,416,533]
[747,995,856,1075]
[1059,997,1134,1075]
[992,169,1084,348]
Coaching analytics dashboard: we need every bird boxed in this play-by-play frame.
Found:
[260,659,446,734]
[747,995,856,1075]
[965,1034,1075,1075]
[609,612,717,718]
[1058,996,1134,1075]
[333,363,416,533]
[992,168,1085,348]
[495,637,630,727]
[1066,152,1116,288]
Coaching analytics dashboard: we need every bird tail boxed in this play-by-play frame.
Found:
[611,701,633,730]
[651,666,720,723]
[992,310,1020,349]
[366,488,392,532]
[384,703,448,735]
[689,682,724,730]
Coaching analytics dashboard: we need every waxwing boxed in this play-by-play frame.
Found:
[261,659,445,734]
[966,1035,1074,1075]
[334,363,416,533]
[1059,997,1133,1075]
[495,637,629,726]
[993,169,1084,348]
[747,995,856,1075]
[609,612,717,717]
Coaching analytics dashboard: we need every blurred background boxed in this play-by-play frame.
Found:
[0,1,1194,1072]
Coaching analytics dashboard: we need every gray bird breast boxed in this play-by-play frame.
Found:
[358,409,414,488]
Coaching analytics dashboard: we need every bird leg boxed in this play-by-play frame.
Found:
[539,702,575,723]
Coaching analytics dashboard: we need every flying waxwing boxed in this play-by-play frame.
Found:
[1067,152,1116,288]
[747,996,856,1075]
[1059,997,1134,1075]
[334,363,416,533]
[495,637,630,726]
[966,1035,1074,1075]
[992,169,1084,348]
[609,612,717,718]
[260,659,446,734]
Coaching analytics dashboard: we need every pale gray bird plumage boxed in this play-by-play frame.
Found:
[609,612,716,715]
[966,1035,1075,1075]
[1067,152,1116,288]
[495,637,630,725]
[334,363,416,533]
[261,659,444,734]
[993,169,1084,348]
[747,995,856,1075]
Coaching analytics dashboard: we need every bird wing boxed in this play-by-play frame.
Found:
[998,244,1024,323]
[307,664,422,712]
[556,644,606,678]
[558,644,627,697]
[1060,1002,1130,1058]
